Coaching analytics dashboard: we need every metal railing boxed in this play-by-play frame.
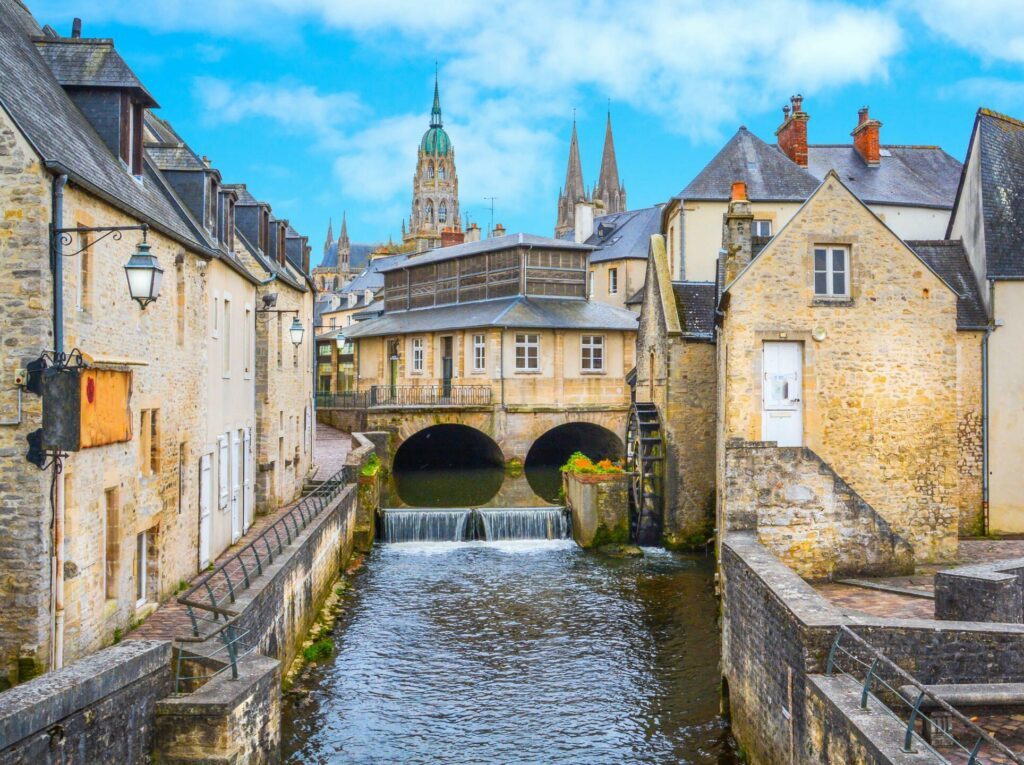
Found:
[826,625,1023,764]
[173,623,257,693]
[369,384,492,407]
[315,385,493,409]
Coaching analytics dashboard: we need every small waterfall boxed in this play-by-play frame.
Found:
[477,507,570,541]
[382,509,472,543]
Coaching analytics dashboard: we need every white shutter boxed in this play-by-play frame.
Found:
[199,453,212,568]
[217,434,229,511]
[230,430,241,543]
[242,428,253,532]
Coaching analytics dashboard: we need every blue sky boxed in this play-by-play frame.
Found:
[28,1,1024,261]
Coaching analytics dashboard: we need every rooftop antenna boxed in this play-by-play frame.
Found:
[484,197,498,237]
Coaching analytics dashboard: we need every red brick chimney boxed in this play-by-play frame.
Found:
[441,227,465,247]
[851,106,882,167]
[731,181,748,202]
[775,94,809,167]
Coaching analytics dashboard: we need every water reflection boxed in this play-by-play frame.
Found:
[281,543,737,764]
[388,465,564,508]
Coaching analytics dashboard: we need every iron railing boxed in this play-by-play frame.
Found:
[826,625,1023,764]
[316,385,493,409]
[173,623,256,693]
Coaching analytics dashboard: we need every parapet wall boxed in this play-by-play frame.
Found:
[720,532,1024,764]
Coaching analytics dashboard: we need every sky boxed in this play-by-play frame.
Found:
[27,0,1024,262]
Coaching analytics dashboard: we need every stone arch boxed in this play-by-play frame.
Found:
[391,423,505,507]
[523,420,625,501]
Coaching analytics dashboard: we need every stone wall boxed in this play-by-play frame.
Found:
[0,640,171,764]
[723,441,915,579]
[317,407,367,434]
[934,558,1024,623]
[563,471,629,548]
[719,175,961,562]
[955,331,985,535]
[720,532,1024,764]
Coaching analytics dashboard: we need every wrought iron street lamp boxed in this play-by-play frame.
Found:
[122,239,163,309]
[288,316,305,347]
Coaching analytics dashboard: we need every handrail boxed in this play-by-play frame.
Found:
[315,385,493,409]
[826,625,1023,764]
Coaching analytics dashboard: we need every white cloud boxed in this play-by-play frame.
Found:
[902,0,1024,65]
[941,77,1024,110]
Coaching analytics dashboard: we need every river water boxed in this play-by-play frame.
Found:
[281,539,737,763]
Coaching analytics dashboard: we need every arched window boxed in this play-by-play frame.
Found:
[426,201,434,223]
[439,201,447,223]
[427,162,435,179]
[438,163,446,180]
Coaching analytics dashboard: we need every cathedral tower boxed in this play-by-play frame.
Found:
[593,111,626,215]
[404,74,460,251]
[555,119,587,238]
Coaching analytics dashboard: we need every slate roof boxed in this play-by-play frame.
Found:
[957,109,1024,278]
[806,145,961,209]
[679,127,820,201]
[378,233,593,273]
[907,240,989,328]
[344,252,412,293]
[343,296,638,338]
[0,0,215,255]
[625,287,645,306]
[235,228,306,292]
[585,206,662,263]
[319,241,374,271]
[671,282,716,338]
[33,36,158,106]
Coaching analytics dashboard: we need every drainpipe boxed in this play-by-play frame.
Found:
[982,326,991,534]
[50,173,68,671]
[499,329,506,409]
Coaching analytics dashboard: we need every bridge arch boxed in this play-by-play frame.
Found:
[523,422,625,502]
[391,423,505,507]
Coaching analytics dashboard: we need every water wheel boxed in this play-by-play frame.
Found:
[626,402,664,545]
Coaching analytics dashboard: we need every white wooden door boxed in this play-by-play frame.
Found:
[243,428,253,533]
[231,430,242,543]
[217,435,229,513]
[762,341,803,447]
[199,454,212,569]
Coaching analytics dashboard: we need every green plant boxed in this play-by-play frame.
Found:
[559,451,625,475]
[112,627,123,644]
[303,638,334,663]
[361,453,381,477]
[505,457,524,477]
[175,579,190,594]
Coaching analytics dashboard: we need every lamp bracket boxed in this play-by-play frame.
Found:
[256,308,300,316]
[54,224,149,257]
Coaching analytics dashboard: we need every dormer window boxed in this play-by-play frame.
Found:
[207,178,218,234]
[120,94,144,176]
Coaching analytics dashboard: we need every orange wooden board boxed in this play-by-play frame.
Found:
[80,369,132,448]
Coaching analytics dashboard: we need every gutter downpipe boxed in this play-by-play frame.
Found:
[50,173,68,671]
[982,278,995,535]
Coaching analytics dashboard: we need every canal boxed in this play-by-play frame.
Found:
[280,450,737,763]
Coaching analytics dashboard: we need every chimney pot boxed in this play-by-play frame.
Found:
[71,18,81,38]
[851,107,882,167]
[783,104,791,119]
[730,181,748,202]
[791,94,803,112]
[776,94,809,167]
[858,106,869,126]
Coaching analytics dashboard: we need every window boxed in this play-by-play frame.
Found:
[412,338,424,373]
[175,255,185,346]
[588,270,595,297]
[581,335,605,372]
[608,268,618,295]
[814,246,849,297]
[330,317,337,329]
[439,201,447,223]
[222,298,231,377]
[752,219,773,238]
[428,162,435,179]
[319,344,332,357]
[472,334,486,372]
[439,164,446,180]
[515,333,539,371]
[135,531,147,607]
[426,202,434,223]
[105,488,120,600]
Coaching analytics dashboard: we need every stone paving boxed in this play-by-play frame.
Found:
[128,423,353,642]
[814,539,1024,620]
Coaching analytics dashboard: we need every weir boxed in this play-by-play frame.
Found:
[381,507,571,543]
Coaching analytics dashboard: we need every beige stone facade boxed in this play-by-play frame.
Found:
[717,175,962,561]
[588,258,646,312]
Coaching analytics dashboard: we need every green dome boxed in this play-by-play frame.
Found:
[421,126,451,156]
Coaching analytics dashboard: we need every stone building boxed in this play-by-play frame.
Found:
[0,4,314,685]
[574,203,660,312]
[343,233,638,461]
[661,96,962,283]
[554,113,627,238]
[715,175,978,562]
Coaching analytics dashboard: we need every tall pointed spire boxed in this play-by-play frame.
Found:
[594,109,626,215]
[430,65,443,128]
[555,116,589,237]
[323,217,333,256]
[339,211,349,247]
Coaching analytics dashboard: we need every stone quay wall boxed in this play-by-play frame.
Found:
[934,557,1024,624]
[720,532,1024,764]
[563,471,629,548]
[723,441,915,579]
[0,640,171,764]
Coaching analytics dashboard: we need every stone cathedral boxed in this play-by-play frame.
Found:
[403,75,461,251]
[555,112,627,237]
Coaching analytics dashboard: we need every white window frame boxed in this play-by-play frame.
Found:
[135,531,147,607]
[411,337,424,373]
[588,270,595,297]
[514,333,540,372]
[581,334,605,372]
[608,268,618,295]
[813,245,849,298]
[472,333,486,372]
[752,219,773,238]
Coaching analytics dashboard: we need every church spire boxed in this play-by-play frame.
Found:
[430,67,443,128]
[339,211,349,247]
[554,117,589,237]
[323,217,333,256]
[594,109,626,215]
